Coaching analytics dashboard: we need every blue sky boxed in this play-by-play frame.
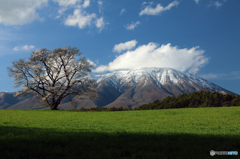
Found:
[0,0,239,94]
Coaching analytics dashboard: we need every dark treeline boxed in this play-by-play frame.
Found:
[64,91,240,112]
[138,91,240,110]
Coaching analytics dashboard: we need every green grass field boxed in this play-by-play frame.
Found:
[0,107,240,159]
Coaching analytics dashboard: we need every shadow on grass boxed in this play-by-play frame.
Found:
[0,126,239,159]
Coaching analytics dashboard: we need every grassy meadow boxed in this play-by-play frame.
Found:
[0,107,240,159]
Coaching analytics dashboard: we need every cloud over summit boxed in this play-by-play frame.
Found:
[94,42,208,74]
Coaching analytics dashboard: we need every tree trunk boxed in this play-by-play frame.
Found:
[50,103,59,110]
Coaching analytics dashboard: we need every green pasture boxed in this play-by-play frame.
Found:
[0,107,240,159]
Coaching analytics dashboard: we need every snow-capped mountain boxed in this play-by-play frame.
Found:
[94,67,227,93]
[75,67,233,109]
[1,67,236,109]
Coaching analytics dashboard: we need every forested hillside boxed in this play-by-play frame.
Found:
[138,91,240,110]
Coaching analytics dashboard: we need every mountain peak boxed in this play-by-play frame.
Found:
[95,67,233,94]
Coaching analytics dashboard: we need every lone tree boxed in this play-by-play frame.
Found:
[7,47,98,110]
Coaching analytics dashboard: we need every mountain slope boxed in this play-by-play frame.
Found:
[59,67,235,109]
[1,67,237,109]
[0,92,32,109]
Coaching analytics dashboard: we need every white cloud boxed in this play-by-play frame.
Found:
[97,0,103,13]
[52,0,81,7]
[113,40,138,53]
[53,0,89,18]
[83,0,90,8]
[98,0,103,6]
[0,0,48,25]
[55,7,68,18]
[95,17,105,31]
[195,0,200,4]
[142,2,153,6]
[62,1,106,30]
[199,71,240,80]
[13,45,35,51]
[199,74,218,79]
[120,9,126,15]
[125,21,140,30]
[214,1,223,8]
[64,8,96,29]
[94,42,208,74]
[208,1,223,8]
[139,1,179,16]
[13,47,19,51]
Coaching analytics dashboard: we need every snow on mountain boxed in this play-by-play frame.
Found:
[94,67,226,93]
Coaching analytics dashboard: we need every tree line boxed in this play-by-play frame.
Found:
[138,91,240,110]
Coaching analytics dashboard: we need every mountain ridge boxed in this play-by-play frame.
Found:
[95,67,230,93]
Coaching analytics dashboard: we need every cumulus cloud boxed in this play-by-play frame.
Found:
[64,8,96,29]
[62,1,106,31]
[120,9,126,15]
[82,0,90,8]
[125,21,140,30]
[0,0,48,25]
[139,1,179,16]
[13,45,35,51]
[195,0,200,4]
[113,40,138,53]
[94,42,208,74]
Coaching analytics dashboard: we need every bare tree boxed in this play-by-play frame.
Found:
[7,47,98,110]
